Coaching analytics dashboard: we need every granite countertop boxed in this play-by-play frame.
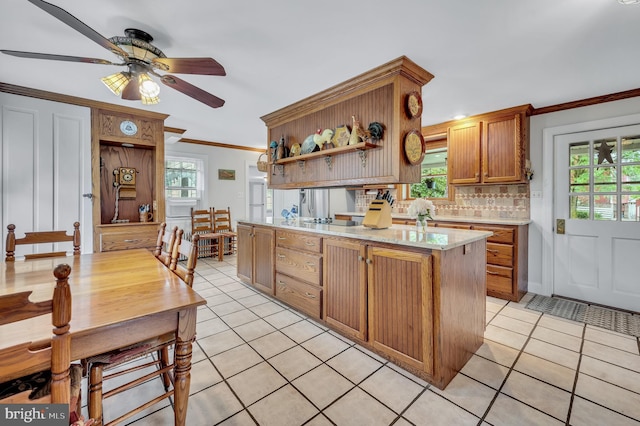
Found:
[240,218,491,251]
[335,212,532,226]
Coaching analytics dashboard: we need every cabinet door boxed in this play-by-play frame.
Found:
[368,246,433,374]
[253,226,275,295]
[482,113,523,183]
[448,121,481,184]
[237,224,254,283]
[323,238,367,340]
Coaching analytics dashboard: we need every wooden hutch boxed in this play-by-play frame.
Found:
[91,108,167,252]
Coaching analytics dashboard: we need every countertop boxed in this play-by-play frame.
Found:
[335,212,532,226]
[239,218,491,251]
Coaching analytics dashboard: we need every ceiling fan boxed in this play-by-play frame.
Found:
[1,0,226,108]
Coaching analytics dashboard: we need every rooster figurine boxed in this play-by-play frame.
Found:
[348,115,368,145]
[313,128,335,150]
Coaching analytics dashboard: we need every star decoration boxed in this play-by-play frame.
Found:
[597,142,614,165]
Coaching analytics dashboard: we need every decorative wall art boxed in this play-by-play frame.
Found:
[218,169,236,180]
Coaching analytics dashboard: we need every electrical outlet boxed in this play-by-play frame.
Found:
[531,191,542,198]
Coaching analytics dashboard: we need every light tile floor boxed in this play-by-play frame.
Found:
[86,255,640,425]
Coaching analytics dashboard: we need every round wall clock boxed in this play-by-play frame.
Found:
[404,130,425,165]
[405,91,423,119]
[120,120,138,136]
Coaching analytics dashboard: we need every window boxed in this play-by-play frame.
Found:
[568,134,640,221]
[165,157,204,199]
[410,148,448,199]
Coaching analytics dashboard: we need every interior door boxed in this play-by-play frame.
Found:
[554,126,640,312]
[249,181,265,222]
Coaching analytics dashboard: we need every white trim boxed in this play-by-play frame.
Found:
[540,112,640,297]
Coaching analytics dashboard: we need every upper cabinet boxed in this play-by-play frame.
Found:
[261,56,434,189]
[429,104,533,185]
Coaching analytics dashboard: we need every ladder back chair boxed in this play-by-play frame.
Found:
[86,229,200,426]
[153,223,179,267]
[213,207,237,255]
[6,222,81,261]
[0,264,83,421]
[190,207,223,260]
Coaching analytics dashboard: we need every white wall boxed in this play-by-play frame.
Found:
[528,96,640,295]
[165,141,263,228]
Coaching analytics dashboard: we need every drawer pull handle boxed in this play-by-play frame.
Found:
[124,239,138,243]
[305,241,316,246]
[305,261,315,266]
[278,281,286,286]
[487,270,499,275]
[278,237,287,240]
[305,292,316,299]
[277,254,285,259]
[487,249,499,254]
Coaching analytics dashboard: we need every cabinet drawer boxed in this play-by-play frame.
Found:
[486,265,513,294]
[275,273,322,319]
[100,231,157,252]
[435,223,473,230]
[486,243,513,267]
[275,230,322,253]
[474,226,514,244]
[275,247,322,286]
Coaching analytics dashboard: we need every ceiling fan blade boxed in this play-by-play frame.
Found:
[27,0,129,58]
[121,78,141,101]
[160,75,225,108]
[152,58,226,76]
[1,49,119,65]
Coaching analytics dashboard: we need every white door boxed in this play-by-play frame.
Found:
[1,93,92,256]
[249,181,265,222]
[554,125,640,312]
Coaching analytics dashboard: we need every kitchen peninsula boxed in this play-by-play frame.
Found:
[237,219,491,389]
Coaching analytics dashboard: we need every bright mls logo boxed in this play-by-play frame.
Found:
[1,404,67,425]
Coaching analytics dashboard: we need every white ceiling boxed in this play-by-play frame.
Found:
[1,0,639,150]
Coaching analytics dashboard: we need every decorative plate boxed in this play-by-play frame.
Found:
[405,91,423,119]
[289,143,301,156]
[300,134,318,154]
[404,130,425,165]
[120,120,138,136]
[332,125,351,147]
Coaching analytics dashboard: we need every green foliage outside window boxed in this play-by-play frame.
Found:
[410,166,447,199]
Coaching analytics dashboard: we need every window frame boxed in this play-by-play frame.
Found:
[164,156,205,200]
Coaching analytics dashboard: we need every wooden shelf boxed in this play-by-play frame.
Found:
[274,141,380,165]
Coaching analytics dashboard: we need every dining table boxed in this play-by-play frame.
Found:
[0,248,207,426]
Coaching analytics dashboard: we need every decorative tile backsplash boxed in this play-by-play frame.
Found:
[436,184,530,220]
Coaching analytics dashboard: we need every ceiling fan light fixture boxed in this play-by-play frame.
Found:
[140,94,160,105]
[138,73,160,97]
[101,72,131,96]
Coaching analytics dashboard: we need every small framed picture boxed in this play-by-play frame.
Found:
[218,169,236,180]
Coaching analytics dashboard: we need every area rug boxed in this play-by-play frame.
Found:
[525,294,640,338]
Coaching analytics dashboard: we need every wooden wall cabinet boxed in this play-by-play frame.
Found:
[261,56,434,189]
[237,224,275,295]
[91,108,168,252]
[434,104,532,185]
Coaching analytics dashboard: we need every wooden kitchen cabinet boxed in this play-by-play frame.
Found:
[274,229,323,319]
[436,104,532,185]
[323,237,367,340]
[368,246,433,374]
[237,223,275,295]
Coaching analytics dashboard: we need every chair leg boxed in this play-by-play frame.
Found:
[158,347,172,390]
[88,364,104,426]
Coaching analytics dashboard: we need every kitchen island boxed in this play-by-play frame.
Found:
[237,219,491,389]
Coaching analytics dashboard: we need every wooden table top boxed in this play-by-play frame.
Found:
[0,249,207,351]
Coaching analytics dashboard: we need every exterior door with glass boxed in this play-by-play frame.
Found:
[554,126,640,312]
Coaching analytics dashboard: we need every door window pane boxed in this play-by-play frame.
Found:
[593,195,617,221]
[569,142,590,166]
[569,195,590,219]
[594,138,617,165]
[622,195,640,222]
[570,168,590,192]
[621,135,640,163]
[594,166,616,192]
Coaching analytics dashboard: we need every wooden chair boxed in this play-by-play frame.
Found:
[86,230,200,426]
[153,223,179,267]
[0,264,83,421]
[190,207,223,261]
[5,222,81,261]
[213,207,237,255]
[169,231,200,286]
